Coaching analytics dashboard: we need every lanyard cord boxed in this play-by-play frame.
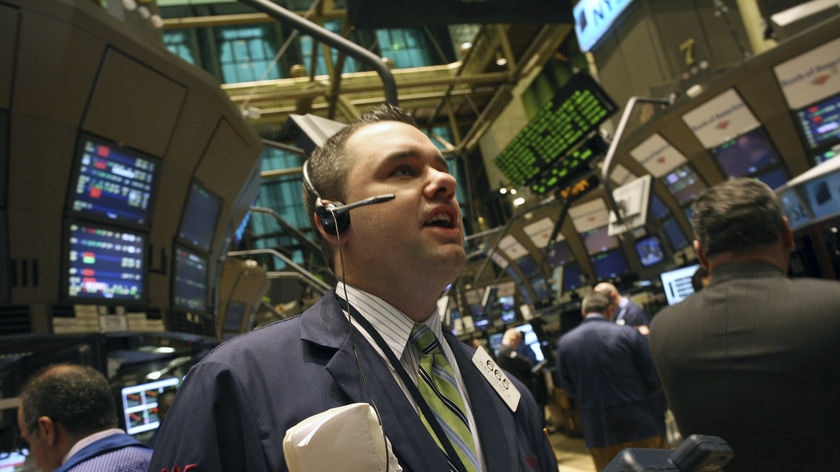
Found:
[338,295,470,472]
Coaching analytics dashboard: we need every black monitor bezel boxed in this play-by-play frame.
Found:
[176,179,224,254]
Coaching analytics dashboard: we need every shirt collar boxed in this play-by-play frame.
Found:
[63,428,124,465]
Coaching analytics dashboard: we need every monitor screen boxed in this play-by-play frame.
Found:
[120,377,180,436]
[65,222,145,302]
[529,276,552,303]
[796,93,840,151]
[802,169,840,221]
[635,234,666,267]
[660,264,699,305]
[69,133,159,227]
[499,295,517,324]
[515,254,540,278]
[649,194,670,220]
[662,217,689,251]
[710,127,779,178]
[178,181,223,253]
[661,164,707,206]
[582,225,619,255]
[561,262,584,292]
[223,300,248,332]
[591,250,630,280]
[515,323,545,362]
[779,188,813,231]
[546,239,574,267]
[172,246,209,312]
[757,167,789,190]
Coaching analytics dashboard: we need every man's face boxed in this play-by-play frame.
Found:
[337,121,466,294]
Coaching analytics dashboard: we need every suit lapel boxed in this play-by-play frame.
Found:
[314,296,450,472]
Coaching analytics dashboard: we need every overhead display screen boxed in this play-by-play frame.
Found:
[711,127,779,178]
[172,246,209,312]
[65,222,145,302]
[796,93,840,151]
[178,181,223,253]
[661,163,707,206]
[69,133,159,227]
[494,73,617,189]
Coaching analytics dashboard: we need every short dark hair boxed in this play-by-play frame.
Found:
[691,178,784,258]
[303,104,418,269]
[582,291,613,314]
[19,364,118,440]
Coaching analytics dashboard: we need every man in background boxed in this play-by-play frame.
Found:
[650,178,840,470]
[17,364,152,472]
[556,291,667,471]
[594,282,652,334]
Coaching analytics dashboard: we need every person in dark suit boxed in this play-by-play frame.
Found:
[649,177,840,471]
[148,105,556,472]
[556,291,667,471]
[593,282,651,334]
[17,364,152,472]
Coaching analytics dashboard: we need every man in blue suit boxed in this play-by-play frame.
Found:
[593,282,651,335]
[148,105,556,472]
[556,291,667,471]
[17,364,152,472]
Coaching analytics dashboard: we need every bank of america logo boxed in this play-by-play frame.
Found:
[578,11,588,32]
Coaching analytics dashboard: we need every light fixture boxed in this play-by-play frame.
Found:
[495,51,508,67]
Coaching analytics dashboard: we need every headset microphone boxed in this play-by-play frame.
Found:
[303,160,395,235]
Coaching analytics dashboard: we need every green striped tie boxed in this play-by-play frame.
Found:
[411,324,480,472]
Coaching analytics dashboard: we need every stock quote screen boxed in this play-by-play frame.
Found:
[493,73,617,192]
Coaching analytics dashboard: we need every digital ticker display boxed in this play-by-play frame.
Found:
[493,73,617,190]
[66,222,145,302]
[70,134,159,227]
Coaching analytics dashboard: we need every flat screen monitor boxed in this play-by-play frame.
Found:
[515,254,540,278]
[546,239,574,267]
[635,234,666,267]
[660,264,699,305]
[779,188,813,231]
[561,262,584,292]
[515,323,545,362]
[65,222,145,303]
[223,300,248,332]
[795,93,840,151]
[120,377,180,436]
[69,133,159,227]
[649,194,670,220]
[591,250,630,280]
[499,295,517,323]
[178,181,223,253]
[172,246,209,312]
[710,127,779,178]
[757,167,789,190]
[802,169,840,221]
[662,217,689,251]
[529,276,552,303]
[583,225,619,255]
[662,164,707,206]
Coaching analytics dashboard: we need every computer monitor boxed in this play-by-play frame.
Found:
[635,234,666,267]
[68,133,160,228]
[515,254,540,278]
[546,239,574,267]
[802,168,840,221]
[582,225,619,255]
[177,181,223,253]
[561,262,584,293]
[172,246,210,312]
[63,221,146,303]
[499,295,517,324]
[795,93,840,151]
[529,276,552,304]
[710,127,779,178]
[120,376,180,436]
[591,249,630,280]
[660,264,700,305]
[662,217,690,251]
[662,164,707,206]
[515,323,545,362]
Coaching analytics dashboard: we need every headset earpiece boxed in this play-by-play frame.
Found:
[316,201,350,235]
[303,160,351,235]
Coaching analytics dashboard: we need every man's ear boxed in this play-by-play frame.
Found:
[37,416,57,446]
[780,216,794,251]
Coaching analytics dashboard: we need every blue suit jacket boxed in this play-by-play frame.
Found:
[148,291,556,471]
[56,433,151,472]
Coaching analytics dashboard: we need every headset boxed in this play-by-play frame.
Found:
[302,159,395,235]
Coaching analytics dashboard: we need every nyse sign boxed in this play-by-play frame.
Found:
[573,0,635,52]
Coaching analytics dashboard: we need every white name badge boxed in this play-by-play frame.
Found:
[472,347,520,412]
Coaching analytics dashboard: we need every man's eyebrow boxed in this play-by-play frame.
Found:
[380,150,449,171]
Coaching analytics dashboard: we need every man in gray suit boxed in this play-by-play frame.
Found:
[649,178,840,471]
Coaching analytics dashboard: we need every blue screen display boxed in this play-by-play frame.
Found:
[591,250,629,280]
[70,134,159,227]
[66,222,145,302]
[172,246,209,312]
[178,182,223,253]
